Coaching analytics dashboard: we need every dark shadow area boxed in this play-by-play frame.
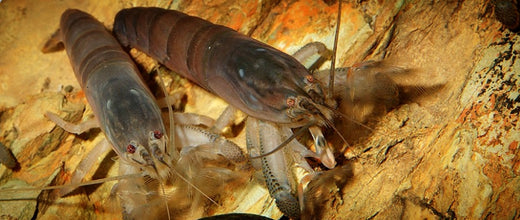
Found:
[493,0,520,32]
[198,213,275,220]
[76,127,102,141]
[302,163,354,220]
[333,82,445,149]
[316,61,446,157]
[0,142,20,171]
[84,150,118,195]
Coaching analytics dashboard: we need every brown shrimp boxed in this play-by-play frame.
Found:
[42,9,179,217]
[52,9,174,181]
[112,7,343,219]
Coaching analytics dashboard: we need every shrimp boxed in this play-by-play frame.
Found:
[43,9,182,218]
[50,8,174,186]
[112,6,347,219]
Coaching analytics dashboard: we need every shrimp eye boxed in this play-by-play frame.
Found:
[127,144,136,154]
[153,130,163,139]
[286,98,296,107]
[305,75,315,83]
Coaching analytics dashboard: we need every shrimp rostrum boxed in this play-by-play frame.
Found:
[113,7,346,219]
[40,9,248,218]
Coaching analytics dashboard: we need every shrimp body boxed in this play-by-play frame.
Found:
[43,10,250,218]
[58,9,173,180]
[112,7,338,218]
[113,7,333,126]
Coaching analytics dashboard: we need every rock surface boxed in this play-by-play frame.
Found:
[0,0,518,219]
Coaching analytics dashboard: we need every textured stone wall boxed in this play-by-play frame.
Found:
[0,0,518,219]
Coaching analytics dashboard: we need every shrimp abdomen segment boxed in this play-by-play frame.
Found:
[60,10,132,87]
[113,7,314,124]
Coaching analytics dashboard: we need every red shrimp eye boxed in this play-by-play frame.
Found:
[127,144,136,154]
[305,75,315,83]
[153,130,163,139]
[286,98,296,107]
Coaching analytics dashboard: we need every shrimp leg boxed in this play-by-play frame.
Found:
[290,42,337,169]
[246,119,301,219]
[45,111,99,134]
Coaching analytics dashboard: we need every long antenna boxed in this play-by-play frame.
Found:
[156,68,177,160]
[250,123,311,159]
[0,174,142,193]
[156,68,175,220]
[328,0,342,100]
